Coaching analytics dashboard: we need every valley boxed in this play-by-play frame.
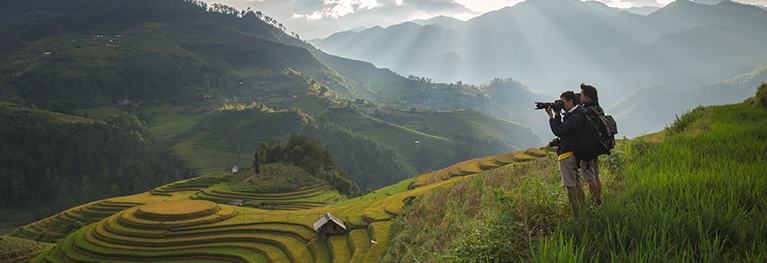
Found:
[2,0,767,262]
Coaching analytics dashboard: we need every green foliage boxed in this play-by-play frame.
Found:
[229,163,326,193]
[0,108,193,221]
[254,134,362,197]
[453,188,528,262]
[382,161,560,263]
[752,82,767,110]
[667,105,709,134]
[529,233,588,263]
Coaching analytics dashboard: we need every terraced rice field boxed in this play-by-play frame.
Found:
[20,177,221,241]
[24,149,548,262]
[0,235,53,263]
[413,148,549,187]
[191,184,342,210]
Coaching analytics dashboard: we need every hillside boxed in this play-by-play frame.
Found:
[8,147,549,262]
[382,85,767,261]
[0,0,546,229]
[5,85,767,261]
[0,102,194,231]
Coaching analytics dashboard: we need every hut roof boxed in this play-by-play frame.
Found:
[227,199,243,206]
[313,212,346,231]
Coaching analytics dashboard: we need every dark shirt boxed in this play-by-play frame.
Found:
[549,105,587,155]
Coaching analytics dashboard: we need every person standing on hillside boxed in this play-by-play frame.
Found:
[546,91,588,211]
[579,83,603,208]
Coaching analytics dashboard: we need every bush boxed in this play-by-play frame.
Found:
[753,82,767,110]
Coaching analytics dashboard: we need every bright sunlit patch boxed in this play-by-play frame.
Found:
[358,0,378,9]
[327,0,356,18]
[306,10,323,20]
[413,12,434,20]
[297,0,380,20]
[656,0,674,5]
[605,0,633,9]
[395,0,403,5]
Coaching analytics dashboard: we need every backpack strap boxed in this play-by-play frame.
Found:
[586,106,603,116]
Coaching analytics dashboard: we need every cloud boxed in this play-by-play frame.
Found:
[217,0,767,40]
[297,0,381,19]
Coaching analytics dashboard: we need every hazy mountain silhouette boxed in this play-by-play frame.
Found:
[315,0,767,106]
[626,6,660,15]
[609,62,767,136]
[411,15,464,29]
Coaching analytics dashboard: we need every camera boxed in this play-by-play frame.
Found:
[548,137,561,147]
[535,93,579,111]
[535,100,564,111]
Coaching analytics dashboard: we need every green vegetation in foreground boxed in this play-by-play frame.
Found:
[385,95,767,262]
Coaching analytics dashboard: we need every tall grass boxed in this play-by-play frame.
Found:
[386,101,767,262]
[546,102,767,262]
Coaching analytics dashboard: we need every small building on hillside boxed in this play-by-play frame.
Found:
[228,199,243,206]
[313,212,346,238]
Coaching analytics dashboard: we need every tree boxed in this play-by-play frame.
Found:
[290,145,304,166]
[252,153,260,174]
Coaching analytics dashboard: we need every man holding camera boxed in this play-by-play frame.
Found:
[546,91,589,210]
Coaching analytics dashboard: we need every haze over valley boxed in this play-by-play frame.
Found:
[312,0,767,137]
[2,0,767,262]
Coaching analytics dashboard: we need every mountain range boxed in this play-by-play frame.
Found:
[314,0,767,137]
[316,0,767,96]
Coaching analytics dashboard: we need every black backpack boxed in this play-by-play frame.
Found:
[574,107,618,163]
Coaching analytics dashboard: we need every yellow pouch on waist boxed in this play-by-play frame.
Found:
[558,152,573,161]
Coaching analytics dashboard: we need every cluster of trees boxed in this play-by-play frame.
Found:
[253,134,362,197]
[0,109,194,220]
[407,75,433,84]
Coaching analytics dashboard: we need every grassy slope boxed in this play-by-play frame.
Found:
[13,148,547,263]
[385,99,767,262]
[320,106,452,165]
[0,101,95,124]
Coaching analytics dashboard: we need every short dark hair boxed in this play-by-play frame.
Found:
[560,91,577,104]
[580,83,598,102]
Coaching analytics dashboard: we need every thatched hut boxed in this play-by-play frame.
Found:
[313,212,346,237]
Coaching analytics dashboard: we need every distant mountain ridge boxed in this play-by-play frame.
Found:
[315,0,767,104]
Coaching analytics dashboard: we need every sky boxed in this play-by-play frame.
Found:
[214,0,767,40]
